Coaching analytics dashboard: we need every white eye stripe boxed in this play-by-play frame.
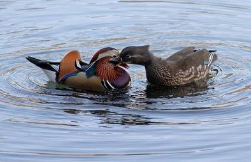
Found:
[126,54,131,58]
[97,50,119,60]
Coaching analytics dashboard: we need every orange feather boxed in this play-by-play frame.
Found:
[95,57,118,81]
[58,50,81,82]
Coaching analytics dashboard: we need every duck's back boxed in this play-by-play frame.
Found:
[166,46,195,61]
[145,49,217,86]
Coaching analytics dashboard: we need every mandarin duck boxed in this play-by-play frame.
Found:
[120,45,217,87]
[26,47,131,91]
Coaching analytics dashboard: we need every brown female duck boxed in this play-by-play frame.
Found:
[120,45,217,86]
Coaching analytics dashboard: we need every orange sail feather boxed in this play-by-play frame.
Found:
[58,50,81,82]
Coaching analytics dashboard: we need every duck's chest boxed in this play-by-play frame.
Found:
[145,64,178,86]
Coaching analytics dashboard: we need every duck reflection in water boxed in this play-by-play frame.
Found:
[145,80,211,98]
[63,108,154,125]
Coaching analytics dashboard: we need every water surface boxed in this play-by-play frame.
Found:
[0,0,250,162]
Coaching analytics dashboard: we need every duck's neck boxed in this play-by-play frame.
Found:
[144,54,171,85]
[95,58,118,81]
[144,53,161,67]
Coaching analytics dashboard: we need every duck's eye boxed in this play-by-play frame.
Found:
[126,54,131,59]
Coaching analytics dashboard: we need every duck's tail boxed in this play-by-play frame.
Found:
[26,56,59,81]
[194,49,218,63]
[211,51,218,63]
[206,50,218,78]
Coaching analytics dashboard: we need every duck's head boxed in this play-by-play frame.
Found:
[120,45,151,65]
[90,47,128,68]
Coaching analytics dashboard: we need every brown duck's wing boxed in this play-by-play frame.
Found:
[166,46,195,61]
[58,50,82,82]
[174,49,217,71]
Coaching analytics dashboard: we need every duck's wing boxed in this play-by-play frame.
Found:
[175,49,217,72]
[27,50,89,83]
[166,46,195,61]
[58,50,89,82]
[26,56,60,81]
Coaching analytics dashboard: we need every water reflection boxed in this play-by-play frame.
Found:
[145,82,209,98]
[63,108,152,125]
[45,77,212,106]
[63,108,197,126]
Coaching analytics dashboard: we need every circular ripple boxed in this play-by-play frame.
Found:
[0,1,250,161]
[0,47,249,113]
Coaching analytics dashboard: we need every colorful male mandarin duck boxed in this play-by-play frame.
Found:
[26,47,131,91]
[120,45,217,87]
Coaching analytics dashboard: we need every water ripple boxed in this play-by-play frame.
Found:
[0,0,250,162]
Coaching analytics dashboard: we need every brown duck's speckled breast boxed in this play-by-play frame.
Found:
[145,59,210,86]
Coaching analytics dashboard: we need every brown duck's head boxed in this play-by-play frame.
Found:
[120,45,151,65]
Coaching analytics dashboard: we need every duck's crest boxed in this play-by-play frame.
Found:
[89,47,116,64]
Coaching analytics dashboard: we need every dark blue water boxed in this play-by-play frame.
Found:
[0,0,250,162]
